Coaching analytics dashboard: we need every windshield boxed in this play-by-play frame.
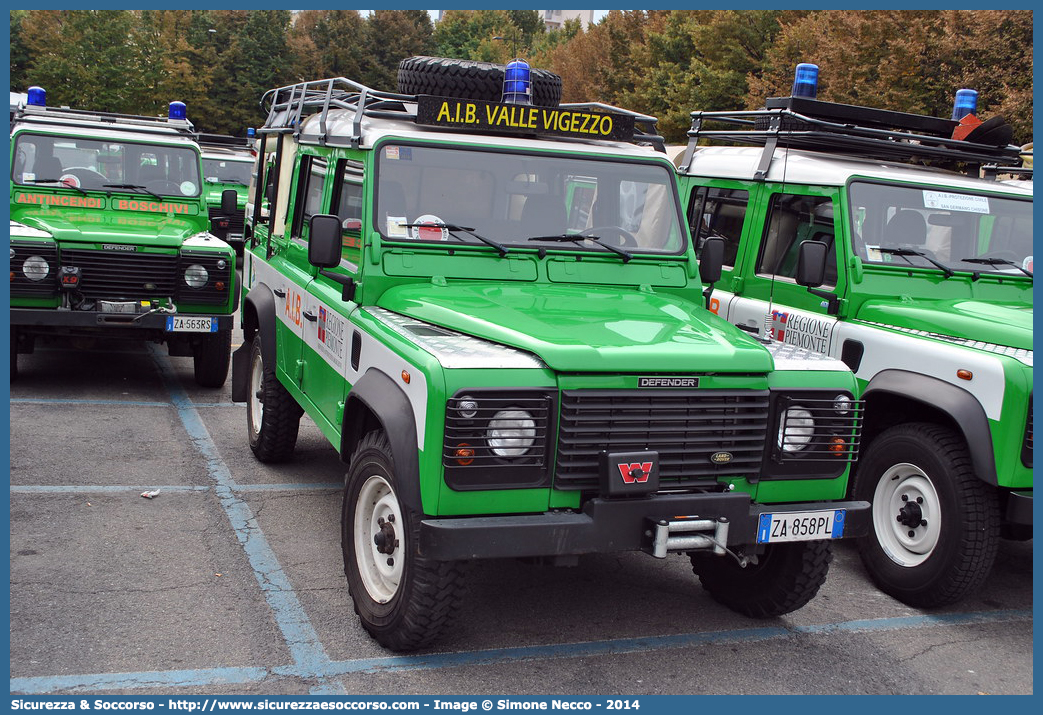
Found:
[203,157,253,186]
[375,143,685,255]
[849,181,1033,275]
[12,132,202,198]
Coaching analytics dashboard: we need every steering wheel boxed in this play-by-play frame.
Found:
[63,167,106,189]
[145,180,185,196]
[581,226,638,248]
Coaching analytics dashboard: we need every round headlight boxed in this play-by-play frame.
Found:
[833,394,851,415]
[23,256,50,281]
[778,407,815,453]
[184,264,209,289]
[487,409,536,457]
[456,396,479,419]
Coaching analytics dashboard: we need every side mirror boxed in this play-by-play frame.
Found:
[308,214,342,268]
[220,188,238,215]
[796,240,828,288]
[698,236,724,285]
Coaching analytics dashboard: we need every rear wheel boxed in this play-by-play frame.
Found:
[193,329,231,387]
[854,423,1000,607]
[246,334,302,462]
[690,540,833,618]
[342,430,466,651]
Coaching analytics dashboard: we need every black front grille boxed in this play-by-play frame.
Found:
[208,206,246,238]
[555,389,770,490]
[10,242,59,297]
[179,252,233,305]
[60,248,178,301]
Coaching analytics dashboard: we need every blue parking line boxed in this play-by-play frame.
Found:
[11,608,1032,694]
[10,485,211,494]
[11,398,170,407]
[233,483,342,491]
[149,348,335,677]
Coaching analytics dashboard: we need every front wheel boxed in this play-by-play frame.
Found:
[246,334,302,462]
[342,430,466,651]
[854,423,1000,607]
[690,540,833,618]
[193,329,231,387]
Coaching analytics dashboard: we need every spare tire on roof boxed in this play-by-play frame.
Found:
[397,56,562,108]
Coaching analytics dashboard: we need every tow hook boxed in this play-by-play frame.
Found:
[649,516,730,558]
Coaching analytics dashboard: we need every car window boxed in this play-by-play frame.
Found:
[687,186,749,268]
[757,193,837,286]
[291,155,328,241]
[332,158,365,266]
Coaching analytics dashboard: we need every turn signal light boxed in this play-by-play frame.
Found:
[957,369,973,381]
[454,444,475,466]
[401,370,411,384]
[829,438,846,455]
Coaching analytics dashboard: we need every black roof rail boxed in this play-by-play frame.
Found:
[259,77,664,151]
[679,95,1022,179]
[196,132,253,150]
[12,103,197,137]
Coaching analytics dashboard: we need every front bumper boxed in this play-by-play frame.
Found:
[419,492,870,561]
[11,307,233,332]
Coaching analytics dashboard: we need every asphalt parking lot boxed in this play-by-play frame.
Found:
[8,341,1034,696]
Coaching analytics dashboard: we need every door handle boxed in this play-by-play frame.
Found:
[273,288,286,298]
[302,310,317,322]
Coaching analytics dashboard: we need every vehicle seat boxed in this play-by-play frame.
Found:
[521,194,567,237]
[885,210,928,247]
[34,155,63,179]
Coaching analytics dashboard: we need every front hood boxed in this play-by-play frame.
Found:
[13,208,200,249]
[378,283,773,373]
[857,299,1032,350]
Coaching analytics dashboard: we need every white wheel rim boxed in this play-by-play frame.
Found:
[354,474,404,603]
[871,462,941,567]
[248,349,264,438]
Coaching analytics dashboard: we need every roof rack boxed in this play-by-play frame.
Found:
[679,95,1022,179]
[259,77,663,151]
[196,132,253,150]
[12,102,196,138]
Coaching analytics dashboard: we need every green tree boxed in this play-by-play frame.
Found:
[10,11,32,93]
[750,10,1033,144]
[18,10,143,113]
[287,10,368,83]
[362,10,435,91]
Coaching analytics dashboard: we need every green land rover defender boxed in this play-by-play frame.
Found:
[10,88,238,386]
[198,132,255,255]
[675,72,1032,608]
[230,59,870,651]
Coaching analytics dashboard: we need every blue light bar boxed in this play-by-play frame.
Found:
[168,101,187,120]
[502,59,532,105]
[27,86,46,107]
[246,127,255,138]
[951,89,978,120]
[791,63,819,99]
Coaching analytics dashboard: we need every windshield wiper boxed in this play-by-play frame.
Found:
[25,178,89,196]
[875,247,954,278]
[217,178,248,185]
[401,222,509,258]
[103,183,163,200]
[527,233,632,263]
[959,256,1032,277]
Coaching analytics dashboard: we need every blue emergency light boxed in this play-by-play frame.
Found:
[27,86,46,107]
[951,89,978,120]
[791,63,819,99]
[502,59,532,105]
[247,127,255,138]
[168,101,187,120]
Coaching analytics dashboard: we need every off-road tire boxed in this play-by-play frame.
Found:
[854,422,1000,608]
[690,540,833,618]
[247,334,303,463]
[342,430,467,651]
[397,55,562,108]
[193,329,232,388]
